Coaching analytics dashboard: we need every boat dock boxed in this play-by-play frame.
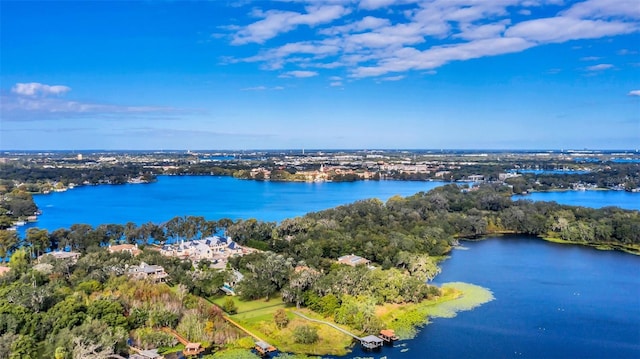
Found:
[223,315,276,356]
[160,327,204,356]
[292,311,392,350]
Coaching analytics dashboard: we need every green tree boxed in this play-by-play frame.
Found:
[222,297,237,314]
[282,267,320,309]
[293,325,318,344]
[26,227,50,257]
[8,248,29,273]
[0,230,18,259]
[273,308,289,329]
[9,335,38,359]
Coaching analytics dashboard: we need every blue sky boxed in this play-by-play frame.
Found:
[1,0,638,150]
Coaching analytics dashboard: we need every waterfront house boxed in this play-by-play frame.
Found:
[108,243,141,256]
[337,254,370,267]
[40,250,81,264]
[128,262,168,283]
[379,329,399,342]
[160,236,245,263]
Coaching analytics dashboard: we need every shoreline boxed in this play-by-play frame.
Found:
[540,236,640,256]
[211,282,494,357]
[464,234,640,256]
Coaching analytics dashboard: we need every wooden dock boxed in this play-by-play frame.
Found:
[222,315,276,356]
[160,327,204,356]
[208,299,278,356]
[292,311,386,350]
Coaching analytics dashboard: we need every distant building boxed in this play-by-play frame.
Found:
[128,262,168,283]
[499,172,521,181]
[108,243,141,256]
[337,254,370,267]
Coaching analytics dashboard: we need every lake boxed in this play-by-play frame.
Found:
[344,237,640,359]
[23,176,446,233]
[21,176,640,358]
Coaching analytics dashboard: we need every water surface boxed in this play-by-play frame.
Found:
[344,237,640,359]
[26,176,444,232]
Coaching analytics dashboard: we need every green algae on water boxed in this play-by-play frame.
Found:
[427,282,495,318]
[390,282,494,339]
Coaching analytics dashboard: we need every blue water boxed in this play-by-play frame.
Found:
[24,176,445,232]
[515,190,639,210]
[22,176,640,358]
[344,237,640,359]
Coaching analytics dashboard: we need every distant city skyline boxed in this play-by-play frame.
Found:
[1,0,639,150]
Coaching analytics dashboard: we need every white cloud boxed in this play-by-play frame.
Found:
[3,82,178,121]
[232,5,349,44]
[580,56,602,61]
[319,16,391,35]
[225,0,640,79]
[628,90,640,96]
[279,70,319,78]
[617,48,638,55]
[330,81,343,87]
[586,63,614,71]
[562,0,640,20]
[359,0,397,10]
[351,37,535,78]
[504,17,636,43]
[11,82,71,96]
[455,21,510,40]
[380,75,405,81]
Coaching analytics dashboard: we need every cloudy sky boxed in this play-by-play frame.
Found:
[1,0,638,150]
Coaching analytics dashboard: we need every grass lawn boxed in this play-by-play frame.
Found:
[211,295,354,356]
[212,296,287,324]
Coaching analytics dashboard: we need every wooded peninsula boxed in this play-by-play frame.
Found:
[0,182,638,358]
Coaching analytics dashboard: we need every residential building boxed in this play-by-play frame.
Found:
[40,250,81,264]
[108,243,141,256]
[128,262,168,283]
[337,254,370,267]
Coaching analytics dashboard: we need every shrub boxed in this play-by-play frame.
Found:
[273,309,289,329]
[222,297,237,314]
[293,325,318,344]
